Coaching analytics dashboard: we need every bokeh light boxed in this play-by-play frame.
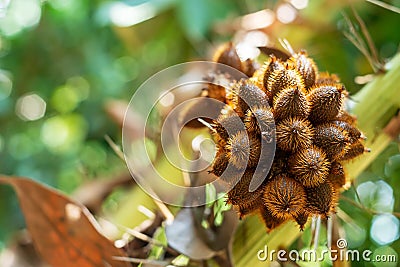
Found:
[48,0,77,11]
[0,70,12,100]
[109,2,156,27]
[66,76,90,101]
[357,180,395,212]
[0,0,11,18]
[241,9,275,30]
[236,30,268,59]
[15,93,46,121]
[40,114,88,154]
[13,0,40,28]
[51,85,80,114]
[290,0,309,10]
[276,3,297,24]
[236,42,260,61]
[0,0,41,36]
[370,214,400,245]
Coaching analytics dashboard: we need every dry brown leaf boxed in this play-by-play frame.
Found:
[258,46,291,60]
[0,176,130,267]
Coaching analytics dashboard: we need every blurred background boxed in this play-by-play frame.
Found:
[0,0,399,266]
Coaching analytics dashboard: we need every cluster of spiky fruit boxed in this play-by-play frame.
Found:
[206,43,368,231]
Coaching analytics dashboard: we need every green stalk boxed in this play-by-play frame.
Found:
[233,52,400,267]
[347,53,400,178]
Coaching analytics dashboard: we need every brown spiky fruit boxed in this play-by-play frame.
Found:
[207,83,227,103]
[263,175,307,220]
[227,170,265,215]
[259,206,285,232]
[273,86,310,120]
[214,108,244,141]
[289,146,331,187]
[203,71,236,105]
[338,140,370,161]
[313,123,350,160]
[213,42,243,71]
[242,58,257,77]
[294,211,310,231]
[226,131,261,169]
[210,151,229,177]
[336,111,357,125]
[244,105,275,133]
[261,56,285,91]
[276,117,313,152]
[289,50,318,89]
[206,43,367,232]
[213,42,258,77]
[267,150,288,178]
[305,182,336,217]
[210,152,242,184]
[308,84,346,123]
[237,197,264,219]
[328,162,346,189]
[331,120,363,142]
[267,64,305,98]
[233,81,269,116]
[315,72,340,85]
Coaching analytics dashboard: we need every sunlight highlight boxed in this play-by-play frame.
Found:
[241,9,275,30]
[290,0,309,10]
[0,70,12,100]
[110,2,156,27]
[16,93,46,121]
[371,214,400,245]
[277,3,297,24]
[0,0,41,36]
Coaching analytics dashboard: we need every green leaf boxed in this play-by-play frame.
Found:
[171,254,190,266]
[201,219,210,229]
[205,183,217,208]
[212,195,231,227]
[214,211,224,227]
[149,226,168,260]
[176,0,238,41]
[385,154,400,180]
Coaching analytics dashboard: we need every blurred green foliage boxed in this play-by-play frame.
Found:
[0,0,400,266]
